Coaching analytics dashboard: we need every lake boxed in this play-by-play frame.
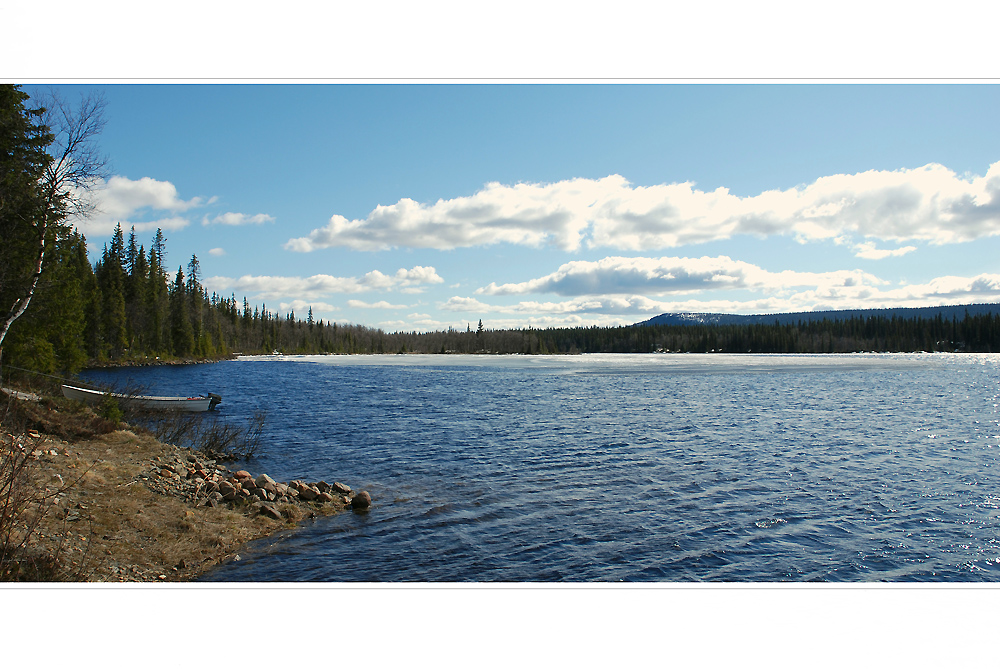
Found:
[82,352,1000,581]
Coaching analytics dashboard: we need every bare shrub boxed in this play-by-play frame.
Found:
[143,409,266,463]
[0,395,92,581]
[195,410,266,462]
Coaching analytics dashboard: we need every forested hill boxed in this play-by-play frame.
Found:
[636,303,1000,327]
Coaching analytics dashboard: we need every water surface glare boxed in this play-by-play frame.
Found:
[83,353,1000,581]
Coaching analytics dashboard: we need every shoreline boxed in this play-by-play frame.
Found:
[1,389,368,583]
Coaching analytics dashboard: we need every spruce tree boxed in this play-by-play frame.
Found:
[169,266,195,356]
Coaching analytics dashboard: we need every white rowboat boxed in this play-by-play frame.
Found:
[61,384,221,412]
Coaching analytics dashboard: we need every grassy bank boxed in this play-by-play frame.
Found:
[0,385,352,582]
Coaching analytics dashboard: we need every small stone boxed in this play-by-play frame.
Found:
[351,490,372,510]
[255,473,275,488]
[234,470,252,480]
[332,482,352,495]
[317,491,334,503]
[297,486,317,501]
[259,504,282,520]
[315,481,332,493]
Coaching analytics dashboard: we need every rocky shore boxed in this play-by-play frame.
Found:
[2,391,371,582]
[146,448,373,520]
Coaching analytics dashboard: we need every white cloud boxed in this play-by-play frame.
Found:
[285,177,610,252]
[202,212,275,226]
[69,175,207,237]
[347,299,410,309]
[476,255,886,297]
[853,242,917,259]
[285,162,1000,252]
[208,247,226,256]
[277,300,338,314]
[204,265,444,301]
[378,315,454,332]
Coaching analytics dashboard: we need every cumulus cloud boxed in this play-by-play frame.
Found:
[202,212,275,226]
[285,162,1000,253]
[285,177,608,252]
[69,175,207,237]
[853,242,917,259]
[347,299,410,309]
[476,255,886,297]
[208,247,226,256]
[204,265,444,301]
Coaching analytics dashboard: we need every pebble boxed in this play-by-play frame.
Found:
[141,448,370,516]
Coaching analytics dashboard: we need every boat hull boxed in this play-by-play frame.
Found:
[61,384,216,412]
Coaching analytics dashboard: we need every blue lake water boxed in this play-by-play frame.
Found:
[82,353,1000,581]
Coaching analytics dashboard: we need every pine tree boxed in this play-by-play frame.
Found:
[0,85,54,372]
[146,230,170,353]
[95,235,127,359]
[186,254,204,354]
[169,266,194,356]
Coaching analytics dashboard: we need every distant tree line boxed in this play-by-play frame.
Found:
[5,223,1000,379]
[515,313,1000,355]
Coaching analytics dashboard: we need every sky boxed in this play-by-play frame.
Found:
[22,83,1000,332]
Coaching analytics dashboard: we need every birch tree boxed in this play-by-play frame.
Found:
[0,85,108,374]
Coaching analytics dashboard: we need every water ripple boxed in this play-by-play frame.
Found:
[83,353,1000,581]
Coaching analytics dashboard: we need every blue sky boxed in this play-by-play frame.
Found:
[25,83,1000,331]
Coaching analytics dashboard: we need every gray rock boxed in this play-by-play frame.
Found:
[297,486,318,501]
[351,490,372,509]
[259,504,282,520]
[218,481,237,501]
[315,481,332,493]
[332,482,352,495]
[255,473,275,488]
[317,491,335,503]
